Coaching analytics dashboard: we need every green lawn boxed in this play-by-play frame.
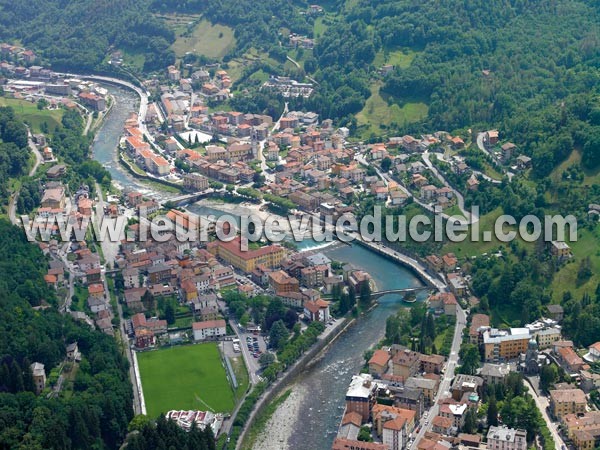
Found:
[138,344,235,417]
[373,48,417,69]
[550,225,600,302]
[356,82,428,138]
[171,18,236,59]
[0,97,64,133]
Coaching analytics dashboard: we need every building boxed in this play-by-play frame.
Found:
[30,362,46,394]
[564,411,600,437]
[207,236,285,272]
[78,91,106,111]
[482,328,530,362]
[183,173,209,191]
[392,348,421,380]
[586,342,600,363]
[439,402,468,429]
[486,426,527,450]
[304,299,331,323]
[451,375,483,401]
[549,388,587,419]
[405,377,439,406]
[331,439,388,450]
[268,270,300,294]
[345,374,377,422]
[419,354,445,375]
[546,304,564,322]
[192,319,227,341]
[337,411,362,441]
[479,363,511,385]
[369,349,391,377]
[549,241,572,261]
[469,314,490,344]
[372,404,416,450]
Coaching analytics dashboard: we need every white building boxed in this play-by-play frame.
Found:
[192,319,227,341]
[487,426,527,450]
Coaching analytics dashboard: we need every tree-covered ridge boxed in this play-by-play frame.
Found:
[0,107,33,210]
[0,220,133,449]
[0,0,175,72]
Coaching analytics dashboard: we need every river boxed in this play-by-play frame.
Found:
[92,88,425,449]
[91,85,168,201]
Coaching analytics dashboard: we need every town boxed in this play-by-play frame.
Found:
[1,33,599,450]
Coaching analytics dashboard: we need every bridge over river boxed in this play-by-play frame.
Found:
[369,285,432,301]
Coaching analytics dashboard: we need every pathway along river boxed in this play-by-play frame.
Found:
[92,87,426,449]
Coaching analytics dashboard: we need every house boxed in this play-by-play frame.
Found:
[485,130,499,146]
[451,374,483,401]
[549,241,572,261]
[30,362,46,394]
[516,155,532,170]
[338,411,362,441]
[549,388,587,419]
[268,270,300,294]
[556,346,586,373]
[586,342,600,363]
[419,354,445,375]
[304,299,330,322]
[469,314,490,344]
[183,173,209,191]
[123,267,140,289]
[546,304,564,322]
[441,253,457,272]
[438,401,469,429]
[501,142,516,163]
[479,363,511,385]
[405,377,439,406]
[192,319,227,341]
[487,426,527,450]
[431,416,454,435]
[66,342,81,362]
[369,349,391,377]
[562,411,600,442]
[124,287,147,312]
[392,348,421,380]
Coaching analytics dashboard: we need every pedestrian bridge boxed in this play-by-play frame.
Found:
[370,286,432,301]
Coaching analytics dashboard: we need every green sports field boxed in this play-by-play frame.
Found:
[137,343,235,417]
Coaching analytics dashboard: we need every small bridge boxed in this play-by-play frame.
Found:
[370,286,432,301]
[162,190,212,207]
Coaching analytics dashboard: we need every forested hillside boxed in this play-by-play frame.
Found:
[0,220,133,449]
[0,0,175,72]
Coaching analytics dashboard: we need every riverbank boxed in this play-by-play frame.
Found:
[236,316,356,450]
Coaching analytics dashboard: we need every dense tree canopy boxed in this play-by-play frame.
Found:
[0,220,133,449]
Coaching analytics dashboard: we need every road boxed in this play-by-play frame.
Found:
[421,151,477,224]
[476,132,514,182]
[524,380,565,450]
[355,153,476,226]
[8,131,44,225]
[258,101,288,182]
[408,304,467,449]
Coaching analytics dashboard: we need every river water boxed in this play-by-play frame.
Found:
[92,88,424,449]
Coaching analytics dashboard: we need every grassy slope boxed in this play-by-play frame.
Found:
[137,343,235,417]
[356,82,428,138]
[165,14,236,59]
[0,98,64,133]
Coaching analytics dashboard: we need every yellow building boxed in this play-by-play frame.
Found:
[483,328,530,362]
[563,411,600,440]
[550,388,587,419]
[207,236,285,273]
